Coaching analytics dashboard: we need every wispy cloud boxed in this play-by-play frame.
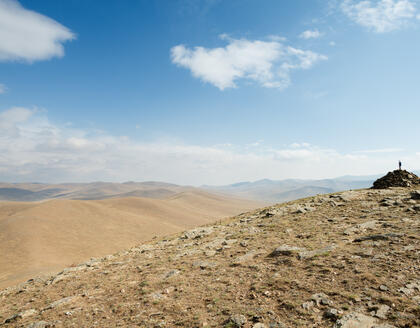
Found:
[341,0,418,33]
[0,107,415,184]
[300,29,323,39]
[354,148,403,153]
[0,84,6,94]
[170,35,327,90]
[0,0,75,62]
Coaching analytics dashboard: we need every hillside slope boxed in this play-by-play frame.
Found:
[0,187,419,327]
[0,191,262,289]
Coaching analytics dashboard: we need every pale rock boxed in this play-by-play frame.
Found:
[222,239,237,246]
[61,265,87,274]
[324,308,340,320]
[180,227,213,240]
[163,286,175,294]
[253,324,267,328]
[406,281,420,291]
[311,293,333,306]
[344,220,377,235]
[374,304,390,319]
[403,245,415,251]
[84,258,101,267]
[333,312,377,328]
[20,309,38,318]
[270,245,306,257]
[298,245,335,260]
[230,314,247,327]
[294,207,306,214]
[204,250,216,257]
[233,251,260,265]
[302,301,314,310]
[412,295,420,305]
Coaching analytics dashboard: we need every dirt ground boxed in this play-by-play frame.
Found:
[0,187,419,327]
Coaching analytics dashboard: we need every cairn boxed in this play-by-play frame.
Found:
[372,170,420,189]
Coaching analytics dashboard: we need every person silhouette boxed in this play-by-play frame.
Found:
[399,160,402,170]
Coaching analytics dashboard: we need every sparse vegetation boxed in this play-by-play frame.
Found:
[0,187,419,327]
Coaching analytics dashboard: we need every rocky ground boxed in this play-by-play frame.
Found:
[372,170,420,189]
[0,187,419,327]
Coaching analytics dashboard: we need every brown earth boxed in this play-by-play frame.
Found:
[0,190,263,289]
[0,187,419,327]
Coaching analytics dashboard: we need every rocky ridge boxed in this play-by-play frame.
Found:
[0,187,419,327]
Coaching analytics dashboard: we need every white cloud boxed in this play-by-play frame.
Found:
[0,84,6,94]
[290,142,311,148]
[0,0,75,62]
[341,0,418,33]
[0,107,416,185]
[329,41,336,46]
[300,29,323,39]
[171,36,327,90]
[354,148,403,153]
[0,106,34,136]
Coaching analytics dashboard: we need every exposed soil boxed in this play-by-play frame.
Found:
[0,187,419,328]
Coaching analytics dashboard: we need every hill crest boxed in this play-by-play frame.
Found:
[1,187,419,327]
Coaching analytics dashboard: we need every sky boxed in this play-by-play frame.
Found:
[0,0,420,185]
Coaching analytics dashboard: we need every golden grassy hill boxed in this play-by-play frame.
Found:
[0,190,263,289]
[0,187,419,327]
[0,181,193,201]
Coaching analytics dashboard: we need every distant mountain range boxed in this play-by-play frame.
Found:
[203,171,420,203]
[1,170,418,203]
[0,181,192,202]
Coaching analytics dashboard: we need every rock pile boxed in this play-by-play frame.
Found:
[372,170,420,189]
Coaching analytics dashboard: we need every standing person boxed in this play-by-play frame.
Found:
[399,160,402,170]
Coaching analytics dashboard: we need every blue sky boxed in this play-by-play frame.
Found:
[0,0,419,184]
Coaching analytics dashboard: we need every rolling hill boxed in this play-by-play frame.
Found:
[0,181,193,202]
[0,190,262,289]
